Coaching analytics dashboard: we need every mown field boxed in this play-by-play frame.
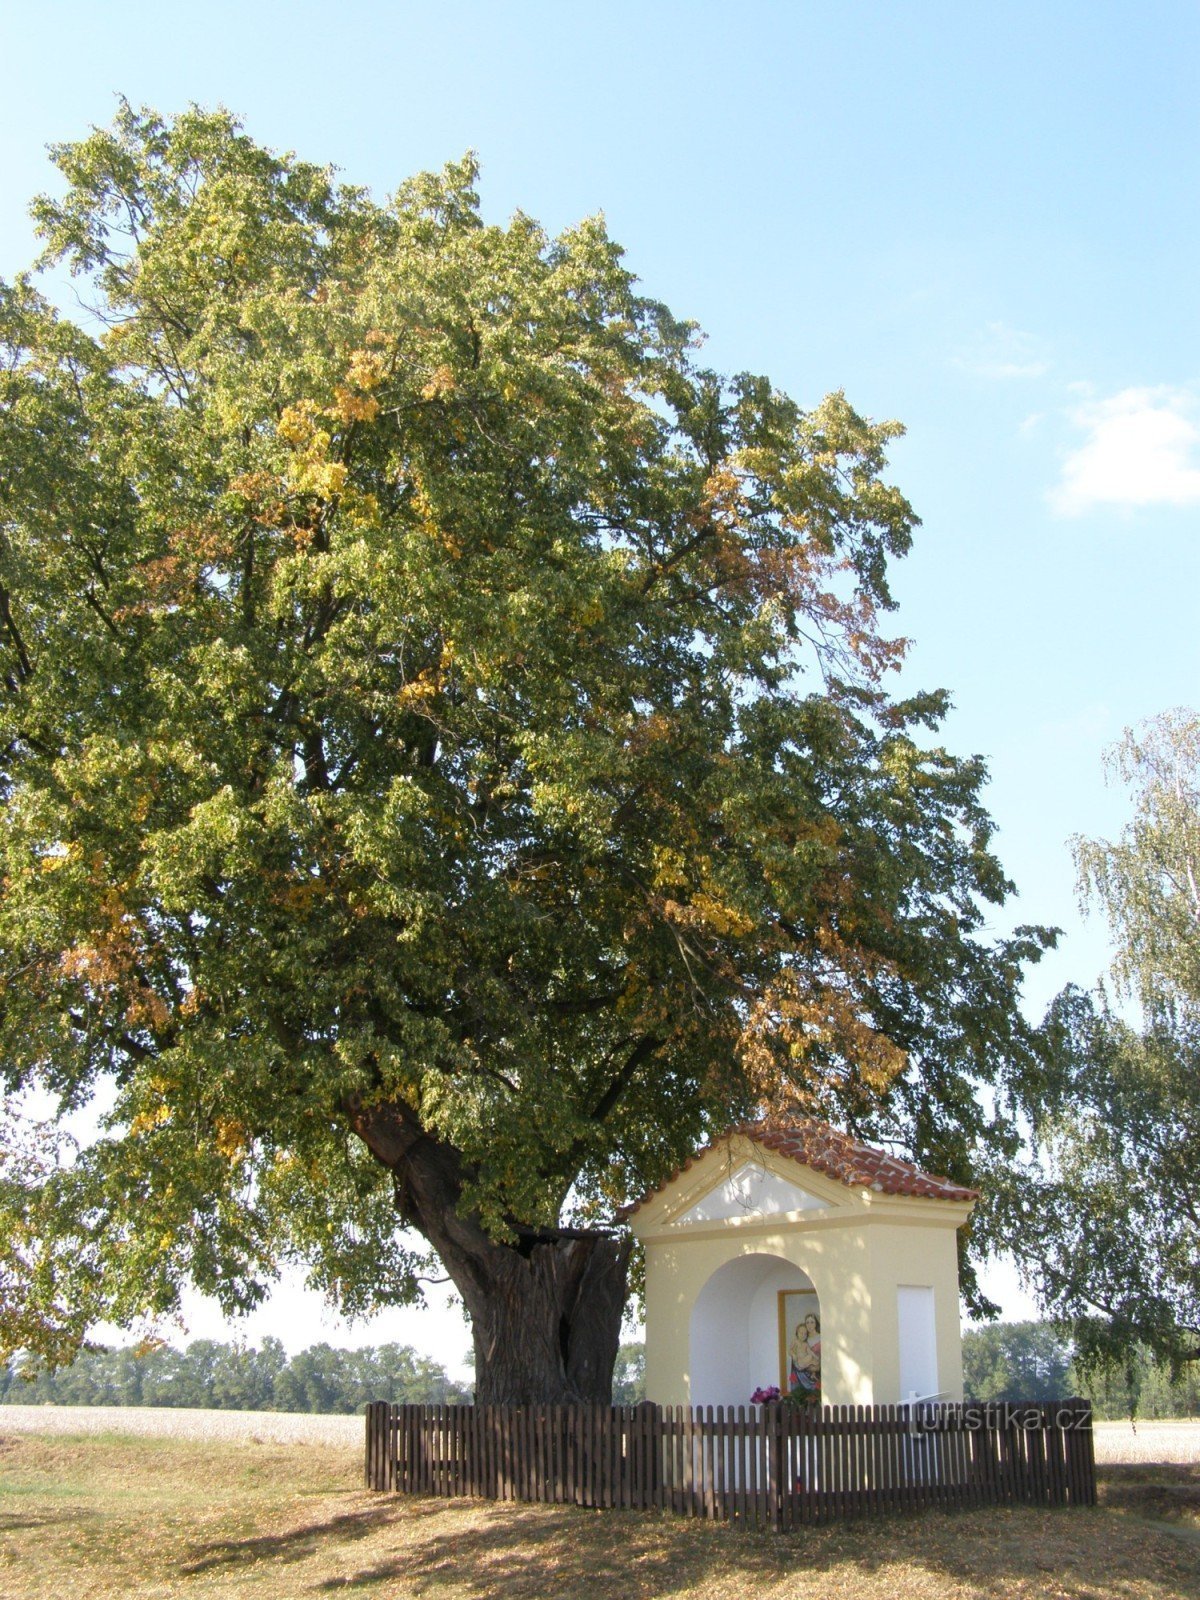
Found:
[2,1429,1198,1600]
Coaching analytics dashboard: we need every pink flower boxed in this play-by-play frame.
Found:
[750,1384,782,1404]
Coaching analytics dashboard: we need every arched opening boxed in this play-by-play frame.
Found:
[688,1253,819,1409]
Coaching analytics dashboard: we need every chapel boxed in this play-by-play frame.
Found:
[623,1118,977,1410]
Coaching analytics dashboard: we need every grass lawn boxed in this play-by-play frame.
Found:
[1,1432,1197,1599]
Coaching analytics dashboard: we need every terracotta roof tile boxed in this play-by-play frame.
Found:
[618,1115,978,1221]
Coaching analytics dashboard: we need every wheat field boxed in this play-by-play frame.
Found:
[0,1402,360,1445]
[1093,1421,1200,1465]
[3,1404,1199,1463]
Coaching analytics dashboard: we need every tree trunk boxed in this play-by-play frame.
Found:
[463,1230,631,1404]
[348,1098,632,1403]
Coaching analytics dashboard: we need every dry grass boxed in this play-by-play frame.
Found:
[2,1431,1199,1600]
[1100,1463,1200,1534]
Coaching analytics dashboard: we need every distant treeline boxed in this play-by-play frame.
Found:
[11,1324,1188,1419]
[1,1336,648,1414]
[963,1321,1200,1418]
[0,1338,472,1413]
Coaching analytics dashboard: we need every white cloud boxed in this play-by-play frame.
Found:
[1050,386,1200,516]
[955,321,1049,381]
[986,361,1049,380]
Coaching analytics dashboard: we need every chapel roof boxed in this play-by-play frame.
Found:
[619,1115,979,1221]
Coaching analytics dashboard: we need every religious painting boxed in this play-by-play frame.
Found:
[777,1289,822,1401]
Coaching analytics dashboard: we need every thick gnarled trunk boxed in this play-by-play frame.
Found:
[465,1230,630,1404]
[349,1098,631,1403]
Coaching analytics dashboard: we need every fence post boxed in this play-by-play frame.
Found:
[1066,1397,1096,1506]
[365,1400,388,1491]
[769,1402,783,1531]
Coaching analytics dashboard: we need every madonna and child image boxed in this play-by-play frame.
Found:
[779,1289,821,1401]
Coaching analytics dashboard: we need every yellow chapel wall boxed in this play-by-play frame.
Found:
[865,1218,966,1402]
[642,1222,877,1408]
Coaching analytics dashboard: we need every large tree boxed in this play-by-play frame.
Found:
[0,105,1049,1401]
[997,711,1200,1372]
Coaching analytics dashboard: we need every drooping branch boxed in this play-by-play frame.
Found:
[0,583,33,683]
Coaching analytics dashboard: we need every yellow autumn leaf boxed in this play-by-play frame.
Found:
[347,349,386,390]
[331,385,380,424]
[214,1117,247,1160]
[130,1104,171,1135]
[421,364,456,400]
[289,458,347,499]
[276,400,319,445]
[690,891,755,938]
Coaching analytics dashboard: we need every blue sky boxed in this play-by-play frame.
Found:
[3,1,1197,1362]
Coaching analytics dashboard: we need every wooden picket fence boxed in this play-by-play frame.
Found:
[364,1399,1095,1528]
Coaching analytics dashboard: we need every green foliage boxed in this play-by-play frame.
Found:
[1070,1342,1200,1420]
[997,712,1200,1374]
[0,103,1050,1362]
[961,1319,1200,1416]
[0,1336,470,1411]
[611,1340,645,1404]
[961,1320,1073,1403]
[1075,711,1200,1016]
[1006,997,1200,1370]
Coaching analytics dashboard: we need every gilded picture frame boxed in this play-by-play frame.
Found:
[777,1288,822,1398]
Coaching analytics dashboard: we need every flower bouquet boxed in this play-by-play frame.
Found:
[750,1382,819,1409]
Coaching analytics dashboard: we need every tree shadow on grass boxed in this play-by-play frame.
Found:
[314,1504,707,1596]
[180,1503,398,1575]
[0,1505,91,1536]
[0,1512,85,1534]
[1101,1464,1200,1526]
[306,1497,1200,1600]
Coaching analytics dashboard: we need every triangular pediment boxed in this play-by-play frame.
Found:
[672,1160,828,1225]
[623,1121,977,1239]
